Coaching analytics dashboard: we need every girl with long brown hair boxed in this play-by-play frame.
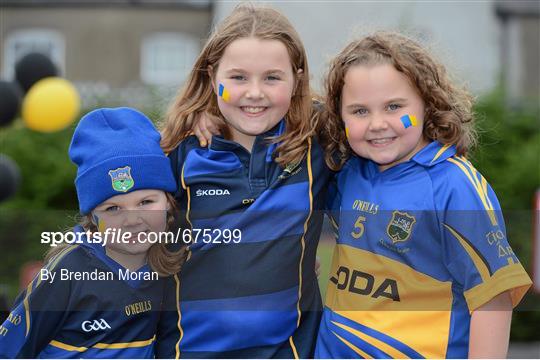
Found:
[157,4,332,359]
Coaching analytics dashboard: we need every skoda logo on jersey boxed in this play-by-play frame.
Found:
[196,188,230,197]
[109,166,134,192]
[81,319,111,332]
[386,211,416,243]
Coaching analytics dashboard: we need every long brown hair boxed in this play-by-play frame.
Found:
[320,31,476,170]
[160,3,314,167]
[45,193,186,276]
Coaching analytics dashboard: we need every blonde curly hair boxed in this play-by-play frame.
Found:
[320,31,476,170]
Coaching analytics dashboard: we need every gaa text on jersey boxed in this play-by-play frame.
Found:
[81,319,111,332]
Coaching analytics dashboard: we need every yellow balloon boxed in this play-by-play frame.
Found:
[22,77,80,133]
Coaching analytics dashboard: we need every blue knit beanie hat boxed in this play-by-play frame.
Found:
[69,107,176,214]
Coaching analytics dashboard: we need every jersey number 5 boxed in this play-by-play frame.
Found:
[351,215,366,239]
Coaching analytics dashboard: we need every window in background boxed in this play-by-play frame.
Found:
[141,32,199,86]
[2,29,65,80]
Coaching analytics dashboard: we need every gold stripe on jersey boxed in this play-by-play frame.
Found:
[289,336,299,359]
[180,164,193,263]
[174,274,182,360]
[443,223,491,283]
[24,245,79,336]
[326,244,453,358]
[464,263,532,311]
[180,164,193,229]
[331,331,372,358]
[430,144,452,164]
[49,335,156,351]
[93,335,156,349]
[49,340,87,352]
[331,321,409,358]
[446,157,497,226]
[295,138,313,328]
[457,156,496,212]
[480,174,495,211]
[332,310,451,358]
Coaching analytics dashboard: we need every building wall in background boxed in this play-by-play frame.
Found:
[1,6,212,87]
[213,1,500,95]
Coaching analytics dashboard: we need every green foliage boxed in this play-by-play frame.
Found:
[0,119,78,210]
[472,91,540,210]
[470,91,540,341]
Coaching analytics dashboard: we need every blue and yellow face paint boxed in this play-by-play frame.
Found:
[400,114,418,129]
[345,127,350,139]
[218,83,230,103]
[93,213,107,233]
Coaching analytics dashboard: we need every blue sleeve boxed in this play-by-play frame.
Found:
[155,275,181,359]
[440,158,531,311]
[0,264,70,358]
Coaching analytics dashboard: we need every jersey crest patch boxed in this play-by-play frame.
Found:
[387,211,416,243]
[278,161,302,180]
[109,166,134,192]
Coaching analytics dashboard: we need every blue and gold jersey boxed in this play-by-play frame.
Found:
[316,141,532,359]
[157,121,332,358]
[0,228,173,358]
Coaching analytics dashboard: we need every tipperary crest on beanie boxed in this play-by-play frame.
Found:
[109,166,134,192]
[69,107,176,214]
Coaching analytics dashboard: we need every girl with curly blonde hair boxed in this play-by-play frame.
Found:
[316,31,531,359]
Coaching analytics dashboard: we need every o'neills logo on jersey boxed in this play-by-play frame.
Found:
[125,300,152,316]
[196,189,230,197]
[81,319,111,332]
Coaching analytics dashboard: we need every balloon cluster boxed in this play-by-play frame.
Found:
[0,53,81,203]
[1,53,81,132]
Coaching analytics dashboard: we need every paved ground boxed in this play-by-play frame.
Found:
[508,342,540,358]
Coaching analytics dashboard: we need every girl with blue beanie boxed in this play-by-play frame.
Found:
[0,107,185,358]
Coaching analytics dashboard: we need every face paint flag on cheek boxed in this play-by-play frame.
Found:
[345,127,350,139]
[93,213,107,233]
[400,114,418,129]
[218,83,230,103]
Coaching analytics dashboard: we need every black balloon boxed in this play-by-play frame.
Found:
[15,53,58,93]
[0,81,22,127]
[0,155,21,203]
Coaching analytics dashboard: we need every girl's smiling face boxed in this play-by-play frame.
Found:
[92,189,169,262]
[341,63,429,171]
[212,37,297,151]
